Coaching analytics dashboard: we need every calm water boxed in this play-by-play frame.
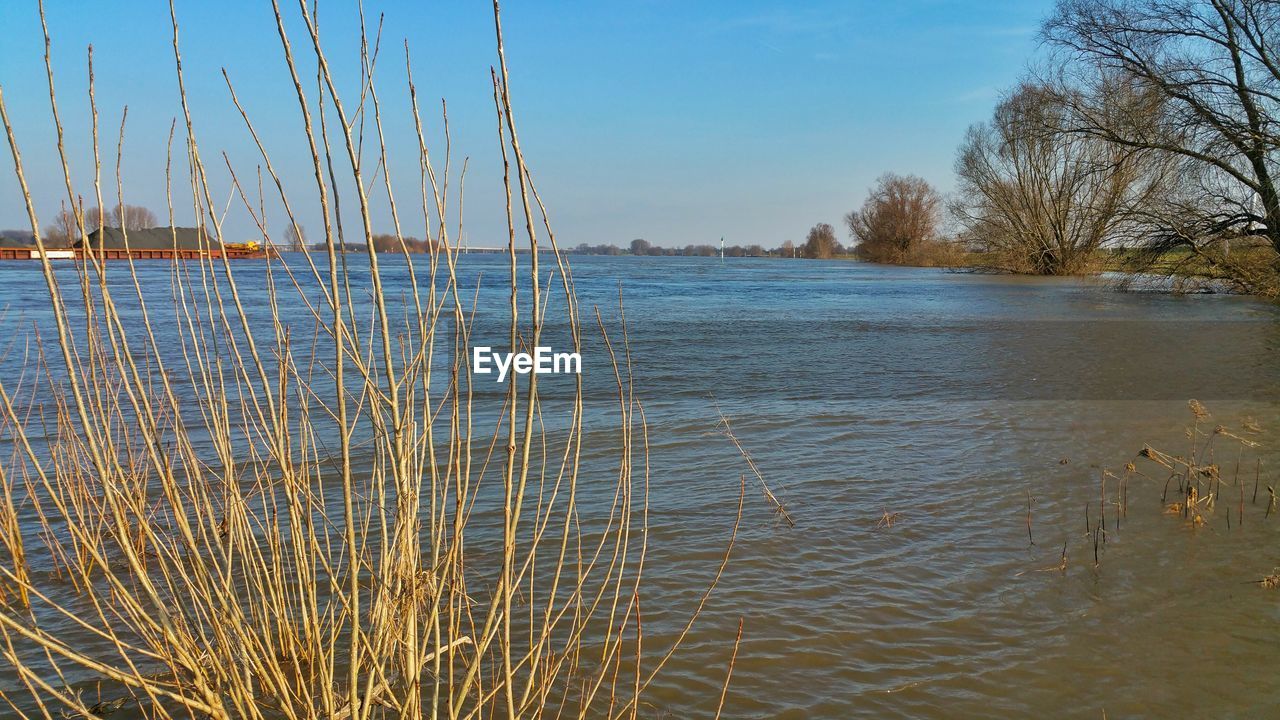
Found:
[3,254,1280,718]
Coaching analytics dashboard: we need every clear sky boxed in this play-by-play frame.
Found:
[0,1,1055,249]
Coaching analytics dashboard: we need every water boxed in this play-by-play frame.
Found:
[2,254,1279,718]
[563,258,1280,719]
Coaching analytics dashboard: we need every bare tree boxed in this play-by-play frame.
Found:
[953,82,1167,274]
[1045,0,1280,288]
[846,173,943,264]
[41,206,79,247]
[802,223,839,259]
[629,238,652,256]
[109,203,157,230]
[283,223,307,252]
[70,203,158,232]
[779,239,796,257]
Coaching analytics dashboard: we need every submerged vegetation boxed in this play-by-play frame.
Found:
[1033,400,1276,584]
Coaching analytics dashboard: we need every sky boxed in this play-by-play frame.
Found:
[0,1,1055,249]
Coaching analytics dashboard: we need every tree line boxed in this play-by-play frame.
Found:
[794,0,1280,296]
[888,0,1280,294]
[566,235,852,258]
[3,213,444,254]
[28,1,1280,299]
[18,203,161,246]
[949,0,1280,294]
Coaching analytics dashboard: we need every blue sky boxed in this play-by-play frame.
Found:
[0,1,1053,248]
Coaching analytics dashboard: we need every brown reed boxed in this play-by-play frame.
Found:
[0,2,737,717]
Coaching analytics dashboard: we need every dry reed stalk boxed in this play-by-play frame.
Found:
[1099,470,1106,540]
[1018,540,1067,576]
[1070,401,1275,571]
[1025,489,1034,546]
[1132,402,1271,532]
[875,508,901,530]
[712,618,743,720]
[713,407,795,528]
[0,1,736,717]
[1253,459,1261,504]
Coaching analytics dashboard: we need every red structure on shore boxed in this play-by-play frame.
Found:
[0,227,270,261]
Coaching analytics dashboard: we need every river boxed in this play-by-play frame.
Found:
[1,254,1278,718]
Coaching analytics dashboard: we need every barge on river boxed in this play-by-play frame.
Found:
[0,227,269,261]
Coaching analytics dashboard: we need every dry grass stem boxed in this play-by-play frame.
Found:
[0,2,734,717]
[714,405,795,528]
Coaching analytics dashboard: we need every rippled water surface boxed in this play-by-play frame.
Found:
[3,255,1280,718]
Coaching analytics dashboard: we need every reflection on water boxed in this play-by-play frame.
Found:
[2,255,1279,718]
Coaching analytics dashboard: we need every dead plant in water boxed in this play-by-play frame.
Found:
[875,508,901,530]
[0,2,735,717]
[1137,400,1268,531]
[1031,400,1271,577]
[714,405,795,528]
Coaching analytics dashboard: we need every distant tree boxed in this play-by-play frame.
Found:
[39,202,153,246]
[371,233,398,253]
[110,204,157,230]
[368,233,434,253]
[560,240,780,257]
[76,203,158,231]
[0,229,35,245]
[82,208,105,232]
[283,224,307,252]
[845,173,943,264]
[42,206,79,247]
[802,223,838,259]
[779,240,796,258]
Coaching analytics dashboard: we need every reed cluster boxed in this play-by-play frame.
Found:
[0,2,732,717]
[1032,400,1273,577]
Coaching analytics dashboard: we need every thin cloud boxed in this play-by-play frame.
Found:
[953,85,999,104]
[717,9,851,36]
[976,24,1037,38]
